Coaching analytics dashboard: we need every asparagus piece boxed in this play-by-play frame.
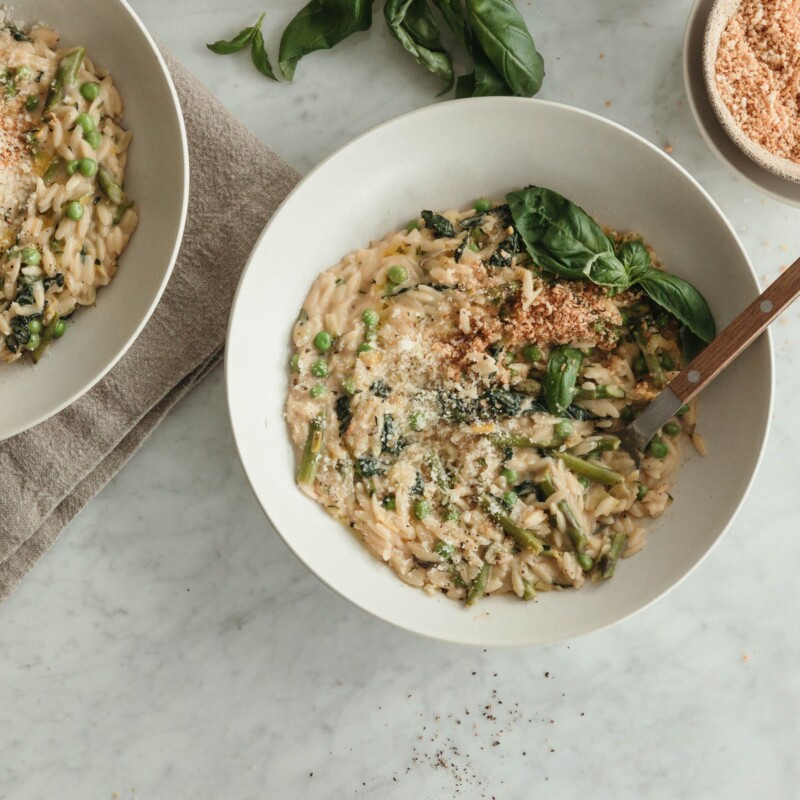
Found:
[45,47,85,110]
[522,579,536,601]
[600,531,627,579]
[633,331,666,389]
[554,452,624,485]
[574,384,625,400]
[466,562,490,606]
[31,316,60,363]
[489,432,560,450]
[297,412,326,485]
[479,494,545,553]
[42,156,61,184]
[97,165,127,206]
[535,470,557,498]
[570,436,620,456]
[535,469,593,570]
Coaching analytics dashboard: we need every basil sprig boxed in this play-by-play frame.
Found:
[206,13,277,80]
[507,186,717,346]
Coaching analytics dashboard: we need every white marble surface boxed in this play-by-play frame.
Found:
[2,0,800,797]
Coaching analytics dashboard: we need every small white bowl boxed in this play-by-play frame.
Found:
[226,99,773,647]
[703,0,800,183]
[0,0,188,440]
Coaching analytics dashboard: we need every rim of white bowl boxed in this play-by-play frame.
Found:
[3,0,190,440]
[226,98,774,646]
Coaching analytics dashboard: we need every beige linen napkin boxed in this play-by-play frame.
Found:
[0,53,300,601]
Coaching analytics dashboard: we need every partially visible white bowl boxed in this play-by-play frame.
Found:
[226,99,773,647]
[685,0,800,206]
[0,0,188,440]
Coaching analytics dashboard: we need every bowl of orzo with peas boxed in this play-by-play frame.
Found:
[0,1,187,440]
[226,99,772,646]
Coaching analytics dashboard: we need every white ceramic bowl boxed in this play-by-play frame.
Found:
[226,99,773,647]
[684,0,800,206]
[0,0,188,440]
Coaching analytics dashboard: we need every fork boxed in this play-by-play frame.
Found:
[618,256,800,462]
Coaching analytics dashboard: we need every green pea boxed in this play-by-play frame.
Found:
[522,344,542,363]
[414,499,431,520]
[444,505,461,522]
[663,421,681,437]
[21,245,40,266]
[65,159,79,175]
[502,490,517,509]
[27,318,42,334]
[434,540,455,559]
[473,197,491,213]
[78,158,97,178]
[25,332,40,351]
[387,264,409,284]
[646,437,668,459]
[406,219,419,232]
[357,343,373,355]
[84,130,102,149]
[314,330,332,352]
[24,94,39,112]
[342,377,357,395]
[53,319,67,338]
[16,66,32,82]
[80,82,100,101]
[578,476,591,490]
[659,353,675,371]
[289,353,300,373]
[65,201,84,221]
[362,308,379,328]
[310,358,328,378]
[577,553,594,571]
[636,483,649,501]
[409,411,426,431]
[620,404,634,423]
[501,467,518,484]
[380,494,396,512]
[633,355,647,375]
[468,242,480,253]
[677,403,690,417]
[75,113,96,133]
[555,420,574,439]
[310,384,326,398]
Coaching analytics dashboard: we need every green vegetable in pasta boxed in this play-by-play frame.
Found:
[466,562,490,606]
[636,483,648,501]
[27,318,42,334]
[501,490,517,508]
[310,384,326,397]
[600,531,627,579]
[362,308,379,328]
[414,499,431,519]
[659,353,675,371]
[409,411,426,431]
[297,412,326,484]
[24,333,40,351]
[479,494,544,553]
[78,158,98,177]
[84,130,102,149]
[543,345,583,416]
[434,539,455,559]
[571,436,620,456]
[20,246,40,266]
[522,579,536,600]
[574,384,625,400]
[420,210,456,238]
[24,94,38,111]
[554,452,624,485]
[387,264,409,284]
[383,494,397,510]
[64,202,84,221]
[75,113,96,133]
[521,343,541,362]
[97,165,126,205]
[279,0,373,80]
[314,330,332,351]
[646,436,668,459]
[384,0,454,89]
[633,331,665,389]
[45,47,85,110]
[663,421,680,437]
[677,403,690,417]
[554,419,573,439]
[357,342,373,354]
[501,467,518,483]
[53,319,67,338]
[310,358,328,377]
[80,81,100,101]
[474,197,491,212]
[65,159,79,176]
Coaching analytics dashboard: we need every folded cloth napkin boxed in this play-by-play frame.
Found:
[0,52,300,602]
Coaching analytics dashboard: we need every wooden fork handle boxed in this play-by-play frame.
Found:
[670,257,800,403]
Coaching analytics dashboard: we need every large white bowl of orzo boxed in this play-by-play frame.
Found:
[226,99,772,646]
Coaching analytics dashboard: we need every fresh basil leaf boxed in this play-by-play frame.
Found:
[384,0,453,88]
[206,23,258,55]
[279,0,374,80]
[455,43,512,97]
[507,186,630,289]
[617,238,651,282]
[636,269,716,343]
[543,346,583,416]
[464,0,544,97]
[251,28,278,79]
[421,210,456,238]
[680,325,706,363]
[431,0,468,44]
